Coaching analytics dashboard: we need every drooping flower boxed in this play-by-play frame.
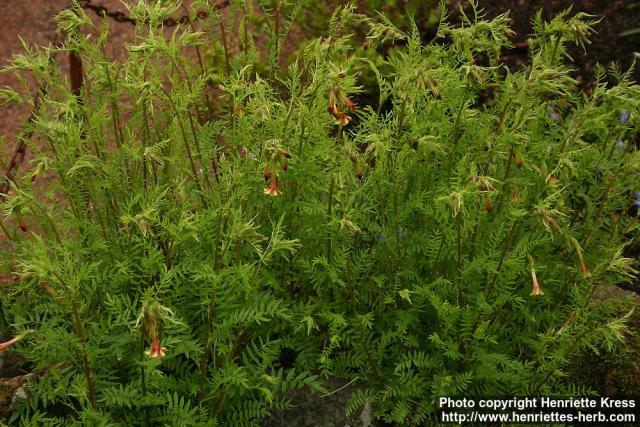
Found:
[577,250,590,278]
[18,217,27,233]
[530,268,543,296]
[327,84,355,126]
[620,110,630,124]
[484,193,493,212]
[263,172,282,196]
[145,335,167,359]
[345,98,356,113]
[142,301,168,359]
[0,331,32,353]
[514,152,523,168]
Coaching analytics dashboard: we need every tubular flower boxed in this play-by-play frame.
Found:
[329,101,350,126]
[345,97,356,113]
[530,268,543,296]
[145,335,167,359]
[0,331,31,353]
[263,172,282,196]
[578,252,590,278]
[514,152,523,168]
[143,301,167,359]
[485,193,493,212]
[18,217,27,233]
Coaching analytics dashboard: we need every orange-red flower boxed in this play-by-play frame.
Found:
[18,217,27,233]
[485,193,493,212]
[145,335,167,358]
[263,172,282,196]
[0,331,31,353]
[514,152,523,168]
[345,98,356,112]
[328,86,355,126]
[142,301,167,359]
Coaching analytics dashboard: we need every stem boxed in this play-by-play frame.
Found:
[51,271,96,410]
[140,328,149,427]
[446,100,465,181]
[534,329,588,394]
[326,175,334,263]
[0,220,12,241]
[486,219,518,296]
[272,0,281,78]
[550,36,561,64]
[456,215,463,279]
[198,212,226,401]
[180,3,214,119]
[218,16,231,76]
[495,146,515,214]
[161,87,207,206]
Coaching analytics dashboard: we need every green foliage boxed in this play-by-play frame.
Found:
[1,1,639,425]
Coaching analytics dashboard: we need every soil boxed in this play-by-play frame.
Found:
[459,0,640,85]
